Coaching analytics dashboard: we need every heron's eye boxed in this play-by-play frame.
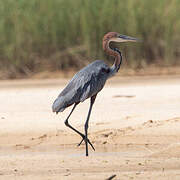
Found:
[101,68,110,73]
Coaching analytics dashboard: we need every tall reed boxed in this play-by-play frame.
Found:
[0,0,179,77]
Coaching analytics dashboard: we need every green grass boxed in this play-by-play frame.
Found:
[0,0,179,77]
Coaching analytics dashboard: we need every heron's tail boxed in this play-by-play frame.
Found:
[52,97,65,113]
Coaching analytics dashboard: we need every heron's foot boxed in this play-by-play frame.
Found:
[77,135,95,151]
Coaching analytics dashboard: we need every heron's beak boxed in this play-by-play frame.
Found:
[111,34,140,43]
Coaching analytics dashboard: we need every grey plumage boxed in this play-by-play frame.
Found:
[52,60,110,113]
[52,32,139,156]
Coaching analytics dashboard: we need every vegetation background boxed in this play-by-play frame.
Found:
[0,0,179,78]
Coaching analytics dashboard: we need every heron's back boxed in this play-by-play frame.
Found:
[52,60,110,113]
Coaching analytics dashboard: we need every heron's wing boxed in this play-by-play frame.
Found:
[68,62,109,102]
[52,60,109,113]
[52,70,93,113]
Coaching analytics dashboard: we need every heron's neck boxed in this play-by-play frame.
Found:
[103,40,122,73]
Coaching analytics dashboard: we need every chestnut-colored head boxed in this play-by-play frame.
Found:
[103,32,139,51]
[103,32,119,42]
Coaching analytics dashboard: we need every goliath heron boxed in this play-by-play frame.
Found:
[52,32,139,156]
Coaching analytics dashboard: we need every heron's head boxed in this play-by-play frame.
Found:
[103,32,139,50]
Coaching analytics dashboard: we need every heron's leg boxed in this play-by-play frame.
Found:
[84,94,97,156]
[64,103,95,151]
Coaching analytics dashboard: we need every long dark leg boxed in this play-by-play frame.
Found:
[84,94,97,156]
[64,103,95,150]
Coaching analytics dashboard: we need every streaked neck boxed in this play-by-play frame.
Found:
[103,39,122,73]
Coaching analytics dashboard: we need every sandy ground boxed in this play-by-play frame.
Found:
[0,75,180,179]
